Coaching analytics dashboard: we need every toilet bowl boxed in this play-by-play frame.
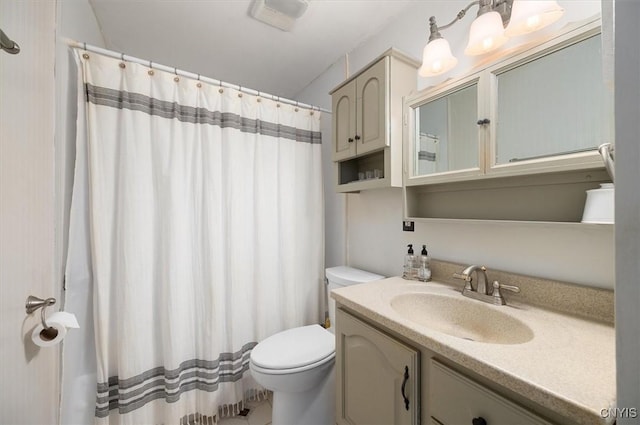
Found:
[250,325,335,425]
[249,266,383,425]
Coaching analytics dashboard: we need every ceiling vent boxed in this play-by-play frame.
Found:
[249,0,309,32]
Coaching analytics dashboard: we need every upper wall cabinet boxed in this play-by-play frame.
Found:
[403,17,614,222]
[331,49,419,193]
[332,58,387,161]
[405,17,612,187]
[489,30,611,177]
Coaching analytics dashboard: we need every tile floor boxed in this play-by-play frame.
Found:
[218,396,272,425]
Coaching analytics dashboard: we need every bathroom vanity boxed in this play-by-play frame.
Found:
[332,261,615,425]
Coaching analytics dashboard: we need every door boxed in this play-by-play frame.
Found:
[336,308,419,425]
[0,2,59,424]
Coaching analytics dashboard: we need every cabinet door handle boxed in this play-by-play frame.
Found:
[476,118,490,125]
[354,135,361,140]
[472,417,487,425]
[348,137,354,143]
[401,365,410,411]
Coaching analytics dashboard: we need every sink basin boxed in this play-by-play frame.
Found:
[390,292,534,344]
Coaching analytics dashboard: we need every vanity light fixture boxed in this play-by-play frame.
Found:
[419,0,564,77]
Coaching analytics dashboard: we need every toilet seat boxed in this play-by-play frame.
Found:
[250,325,335,375]
[250,351,335,375]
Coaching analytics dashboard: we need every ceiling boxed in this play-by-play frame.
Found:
[89,0,420,99]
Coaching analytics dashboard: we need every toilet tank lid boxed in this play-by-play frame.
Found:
[325,266,384,286]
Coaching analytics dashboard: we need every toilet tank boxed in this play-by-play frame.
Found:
[326,266,384,333]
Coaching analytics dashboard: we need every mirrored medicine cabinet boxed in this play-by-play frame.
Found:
[403,16,613,223]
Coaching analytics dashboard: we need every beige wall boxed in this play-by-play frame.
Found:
[0,2,58,424]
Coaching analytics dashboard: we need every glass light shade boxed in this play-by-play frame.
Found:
[464,11,509,56]
[419,38,458,77]
[505,1,564,37]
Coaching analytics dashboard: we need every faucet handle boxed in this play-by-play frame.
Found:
[492,281,520,305]
[452,272,471,281]
[494,281,520,293]
[453,272,473,292]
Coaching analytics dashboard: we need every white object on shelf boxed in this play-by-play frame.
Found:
[581,183,614,224]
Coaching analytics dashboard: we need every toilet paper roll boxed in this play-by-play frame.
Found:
[31,311,80,347]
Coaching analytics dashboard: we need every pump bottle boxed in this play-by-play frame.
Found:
[418,245,432,282]
[403,244,416,280]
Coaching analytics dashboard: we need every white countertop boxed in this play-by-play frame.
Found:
[331,277,616,425]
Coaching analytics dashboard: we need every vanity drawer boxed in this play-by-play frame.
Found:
[429,360,553,425]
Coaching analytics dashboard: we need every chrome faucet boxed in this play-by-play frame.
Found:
[453,265,520,305]
[453,265,490,294]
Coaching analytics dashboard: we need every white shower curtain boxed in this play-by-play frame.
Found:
[63,49,324,425]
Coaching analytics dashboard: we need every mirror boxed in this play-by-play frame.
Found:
[414,83,478,177]
[495,33,613,164]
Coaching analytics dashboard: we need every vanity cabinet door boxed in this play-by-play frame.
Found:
[430,360,554,425]
[336,308,419,425]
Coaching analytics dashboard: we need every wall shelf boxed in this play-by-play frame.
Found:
[404,169,612,223]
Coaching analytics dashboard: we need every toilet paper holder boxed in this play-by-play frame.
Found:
[25,295,57,330]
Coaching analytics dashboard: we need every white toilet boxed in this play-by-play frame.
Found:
[249,266,383,425]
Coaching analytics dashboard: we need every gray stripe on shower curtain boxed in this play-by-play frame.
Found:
[85,83,322,144]
[94,342,256,417]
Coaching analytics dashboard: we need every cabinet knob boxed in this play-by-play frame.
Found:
[348,138,354,143]
[354,135,361,140]
[472,417,487,425]
[477,118,490,125]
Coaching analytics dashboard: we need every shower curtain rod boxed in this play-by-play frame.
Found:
[65,39,331,114]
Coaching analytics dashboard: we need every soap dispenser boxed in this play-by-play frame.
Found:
[418,245,432,282]
[403,244,416,280]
